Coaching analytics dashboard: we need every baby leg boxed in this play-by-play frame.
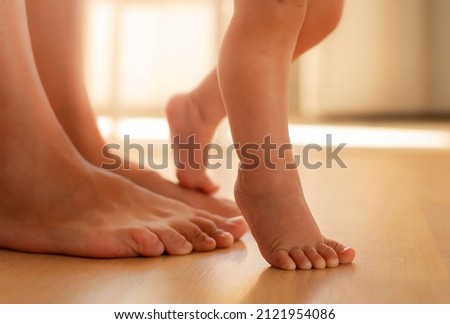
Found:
[167,0,344,194]
[217,0,355,270]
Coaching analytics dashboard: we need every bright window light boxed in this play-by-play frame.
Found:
[84,0,217,114]
[288,124,450,149]
[98,117,450,150]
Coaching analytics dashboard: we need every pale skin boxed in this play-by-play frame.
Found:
[167,0,356,270]
[0,0,247,258]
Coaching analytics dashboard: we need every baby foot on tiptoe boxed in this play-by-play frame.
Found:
[234,170,356,270]
[166,93,219,194]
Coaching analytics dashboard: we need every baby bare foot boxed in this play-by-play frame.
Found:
[166,93,219,194]
[235,168,355,270]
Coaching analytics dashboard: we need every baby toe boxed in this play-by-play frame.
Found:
[303,247,326,269]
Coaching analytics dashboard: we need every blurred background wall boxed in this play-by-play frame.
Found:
[83,0,450,121]
[298,0,450,118]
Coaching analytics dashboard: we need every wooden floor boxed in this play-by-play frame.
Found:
[1,143,450,303]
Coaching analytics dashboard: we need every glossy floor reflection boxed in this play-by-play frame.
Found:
[1,147,449,303]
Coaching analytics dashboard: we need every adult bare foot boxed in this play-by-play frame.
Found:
[0,118,247,257]
[166,92,220,194]
[235,168,355,270]
[0,0,247,257]
[114,166,240,217]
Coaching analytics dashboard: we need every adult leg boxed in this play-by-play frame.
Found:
[0,0,246,257]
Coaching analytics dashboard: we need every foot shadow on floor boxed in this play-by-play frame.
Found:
[240,264,357,304]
